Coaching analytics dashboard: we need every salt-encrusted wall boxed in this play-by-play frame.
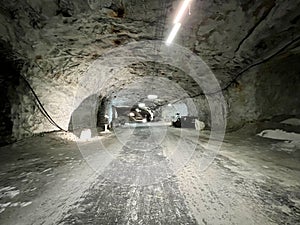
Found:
[0,0,299,141]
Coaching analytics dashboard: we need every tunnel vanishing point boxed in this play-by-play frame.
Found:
[0,0,300,224]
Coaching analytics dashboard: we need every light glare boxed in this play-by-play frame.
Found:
[174,0,192,24]
[147,95,158,100]
[138,103,146,108]
[166,23,181,45]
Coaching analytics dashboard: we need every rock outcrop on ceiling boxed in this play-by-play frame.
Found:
[1,0,299,86]
[0,0,299,143]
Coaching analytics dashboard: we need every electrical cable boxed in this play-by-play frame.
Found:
[19,74,68,132]
[171,35,300,104]
[206,35,300,96]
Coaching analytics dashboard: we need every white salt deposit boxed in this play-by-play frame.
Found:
[280,118,300,126]
[257,129,300,141]
[80,129,92,140]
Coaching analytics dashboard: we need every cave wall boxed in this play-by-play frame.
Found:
[0,41,28,145]
[225,53,300,129]
[0,0,299,141]
[255,54,300,118]
[0,59,14,146]
[190,53,300,130]
[0,0,156,140]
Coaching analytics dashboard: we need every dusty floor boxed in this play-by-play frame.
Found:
[0,124,299,225]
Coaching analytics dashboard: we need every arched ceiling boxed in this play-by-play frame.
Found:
[100,61,201,108]
[0,0,300,135]
[111,76,190,108]
[1,0,299,90]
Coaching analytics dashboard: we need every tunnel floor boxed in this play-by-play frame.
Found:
[0,125,299,225]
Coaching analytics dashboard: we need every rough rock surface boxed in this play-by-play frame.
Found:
[0,0,299,141]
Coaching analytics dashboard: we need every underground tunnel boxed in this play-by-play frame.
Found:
[0,0,300,224]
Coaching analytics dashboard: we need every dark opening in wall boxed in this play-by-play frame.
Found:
[109,2,125,18]
[68,94,99,138]
[116,7,125,18]
[97,97,108,131]
[114,39,122,45]
[0,41,22,146]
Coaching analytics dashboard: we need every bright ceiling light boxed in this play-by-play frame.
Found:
[138,103,146,108]
[174,0,192,24]
[147,95,158,100]
[166,23,181,46]
[166,0,192,46]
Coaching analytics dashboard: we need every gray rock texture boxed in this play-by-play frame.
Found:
[0,0,299,141]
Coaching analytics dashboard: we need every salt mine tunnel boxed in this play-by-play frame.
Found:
[0,0,300,224]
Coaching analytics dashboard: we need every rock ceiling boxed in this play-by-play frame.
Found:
[1,0,300,106]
